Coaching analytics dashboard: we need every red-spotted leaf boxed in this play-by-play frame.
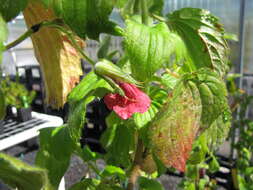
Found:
[149,80,202,172]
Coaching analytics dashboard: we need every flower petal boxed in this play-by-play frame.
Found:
[104,83,151,119]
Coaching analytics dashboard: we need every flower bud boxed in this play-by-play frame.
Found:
[95,59,141,86]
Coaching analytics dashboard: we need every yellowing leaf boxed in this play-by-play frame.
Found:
[23,1,84,108]
[149,81,202,172]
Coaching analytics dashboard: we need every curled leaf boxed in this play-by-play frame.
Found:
[23,1,84,108]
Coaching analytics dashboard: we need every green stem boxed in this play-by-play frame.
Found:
[141,0,149,25]
[4,29,34,50]
[133,0,141,14]
[75,148,102,177]
[4,20,96,66]
[87,161,102,178]
[150,14,166,22]
[4,20,63,50]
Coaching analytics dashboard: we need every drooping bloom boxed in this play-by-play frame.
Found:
[104,82,151,120]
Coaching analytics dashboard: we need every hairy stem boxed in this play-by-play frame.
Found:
[127,138,144,190]
[4,20,58,50]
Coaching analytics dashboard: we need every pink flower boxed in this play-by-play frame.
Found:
[104,82,151,120]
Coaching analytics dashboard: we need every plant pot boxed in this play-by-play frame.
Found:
[17,107,32,122]
[0,120,4,134]
[5,105,14,119]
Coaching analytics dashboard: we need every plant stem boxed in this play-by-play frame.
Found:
[75,148,102,177]
[4,19,96,66]
[87,161,102,177]
[127,138,144,190]
[133,0,141,14]
[141,0,149,25]
[4,20,65,50]
[150,14,167,22]
[122,0,135,19]
[4,29,34,50]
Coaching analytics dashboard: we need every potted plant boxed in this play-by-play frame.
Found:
[0,78,36,122]
[0,0,233,189]
[16,95,35,122]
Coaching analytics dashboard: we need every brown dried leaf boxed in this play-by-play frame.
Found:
[23,1,84,108]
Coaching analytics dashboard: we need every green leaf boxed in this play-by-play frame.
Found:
[185,68,230,130]
[147,0,164,16]
[102,116,135,167]
[43,0,118,39]
[97,35,112,59]
[199,179,209,190]
[0,15,7,64]
[159,73,179,90]
[133,102,160,129]
[185,165,199,180]
[36,126,75,189]
[67,72,112,143]
[67,96,95,143]
[188,134,209,165]
[203,113,231,148]
[152,153,167,176]
[79,146,102,162]
[117,0,164,17]
[208,155,220,173]
[133,86,168,129]
[115,0,129,8]
[0,0,28,22]
[69,177,124,190]
[100,165,126,181]
[68,71,112,103]
[0,153,53,190]
[69,178,100,190]
[148,86,168,105]
[167,8,229,77]
[224,32,238,41]
[138,177,164,190]
[124,19,173,82]
[101,112,121,148]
